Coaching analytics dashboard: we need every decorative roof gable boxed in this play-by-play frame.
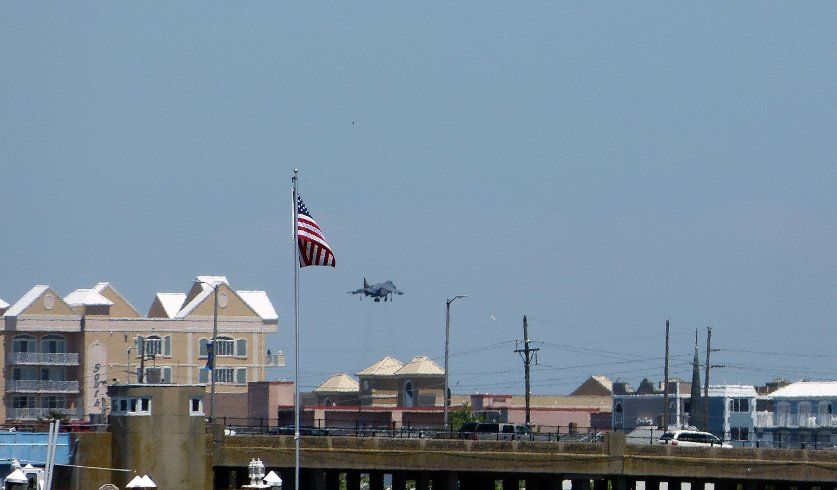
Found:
[147,293,187,318]
[394,356,444,376]
[314,373,359,393]
[357,356,404,376]
[92,282,141,317]
[5,285,78,317]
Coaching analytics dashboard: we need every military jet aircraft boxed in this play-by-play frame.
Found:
[349,278,404,302]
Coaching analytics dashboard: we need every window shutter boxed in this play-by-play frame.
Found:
[236,338,247,357]
[164,336,171,356]
[163,367,172,383]
[199,368,208,383]
[199,339,208,357]
[236,368,246,384]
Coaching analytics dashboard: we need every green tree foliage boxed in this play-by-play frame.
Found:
[449,402,485,430]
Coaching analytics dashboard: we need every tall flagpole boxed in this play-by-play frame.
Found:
[292,169,301,490]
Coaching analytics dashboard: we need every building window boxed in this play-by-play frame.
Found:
[730,427,749,441]
[41,335,66,354]
[145,336,162,357]
[12,396,35,408]
[199,368,209,384]
[404,380,415,407]
[216,337,235,357]
[214,368,234,384]
[13,336,36,353]
[729,398,750,413]
[200,337,236,358]
[190,397,204,416]
[236,338,247,357]
[111,396,152,416]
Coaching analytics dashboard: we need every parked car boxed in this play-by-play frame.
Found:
[659,430,732,448]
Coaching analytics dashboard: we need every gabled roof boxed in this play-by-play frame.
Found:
[64,289,114,307]
[0,298,9,310]
[770,381,837,399]
[175,287,218,318]
[5,285,50,317]
[570,375,613,396]
[314,373,359,393]
[92,282,141,317]
[238,290,278,321]
[154,293,187,318]
[357,356,404,376]
[394,356,444,376]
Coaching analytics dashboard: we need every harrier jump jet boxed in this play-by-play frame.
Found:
[349,278,404,302]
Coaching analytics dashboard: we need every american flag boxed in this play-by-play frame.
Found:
[296,194,336,268]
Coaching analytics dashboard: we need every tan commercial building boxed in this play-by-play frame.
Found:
[0,275,279,424]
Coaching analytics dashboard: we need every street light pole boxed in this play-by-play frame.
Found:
[210,283,219,423]
[443,294,466,432]
[196,278,222,423]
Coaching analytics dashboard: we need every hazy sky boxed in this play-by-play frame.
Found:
[2,3,836,395]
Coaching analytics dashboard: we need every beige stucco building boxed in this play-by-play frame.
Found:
[0,275,279,424]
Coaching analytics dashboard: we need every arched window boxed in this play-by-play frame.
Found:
[216,337,235,357]
[41,335,66,354]
[403,380,415,407]
[145,335,162,357]
[615,402,623,413]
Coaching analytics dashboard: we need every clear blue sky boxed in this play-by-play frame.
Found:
[2,3,836,394]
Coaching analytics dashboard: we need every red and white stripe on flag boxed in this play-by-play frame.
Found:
[296,195,335,268]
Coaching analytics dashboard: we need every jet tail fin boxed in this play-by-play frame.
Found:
[363,278,369,288]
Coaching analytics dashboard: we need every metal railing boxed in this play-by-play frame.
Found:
[217,417,607,442]
[6,407,79,421]
[6,380,80,393]
[755,411,837,429]
[7,352,80,365]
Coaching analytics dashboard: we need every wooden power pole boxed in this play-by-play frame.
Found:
[515,315,539,425]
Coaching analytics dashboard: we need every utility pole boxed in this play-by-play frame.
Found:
[663,320,670,430]
[703,327,712,432]
[515,315,539,425]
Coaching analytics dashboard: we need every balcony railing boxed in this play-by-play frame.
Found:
[7,352,80,366]
[6,380,80,394]
[6,407,79,421]
[756,411,837,429]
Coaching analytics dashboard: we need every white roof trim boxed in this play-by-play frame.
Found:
[174,288,213,318]
[5,285,50,317]
[64,289,114,307]
[156,293,187,318]
[237,290,278,321]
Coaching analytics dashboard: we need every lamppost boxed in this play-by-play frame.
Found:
[443,294,466,431]
[196,278,222,423]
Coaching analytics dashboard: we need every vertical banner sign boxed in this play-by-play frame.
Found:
[87,342,108,416]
